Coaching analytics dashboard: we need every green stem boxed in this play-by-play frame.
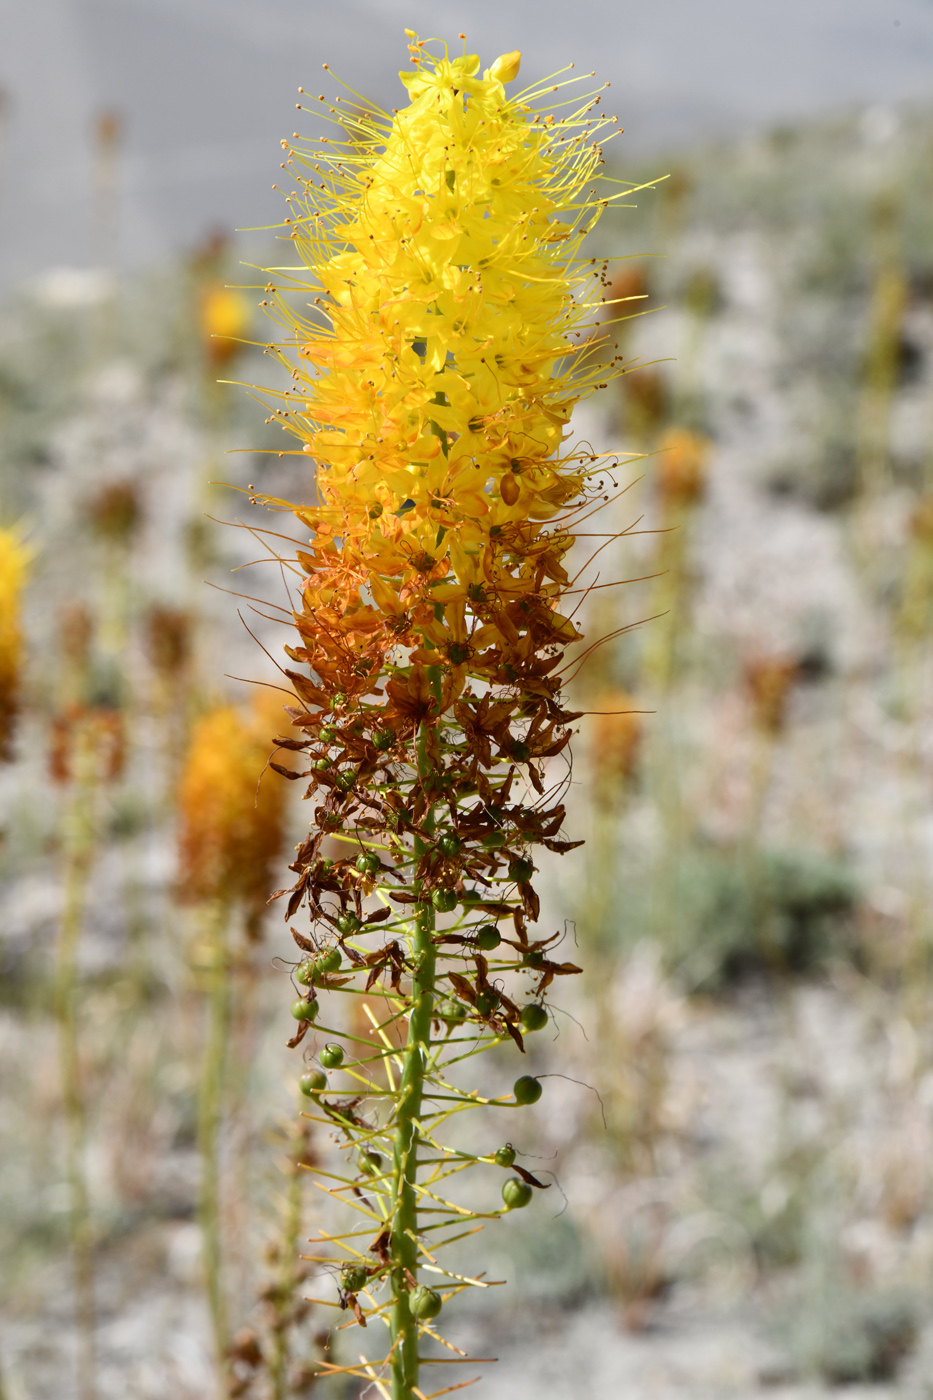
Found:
[197,901,231,1396]
[56,738,100,1400]
[391,710,439,1399]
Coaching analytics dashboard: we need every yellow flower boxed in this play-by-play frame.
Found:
[199,283,253,367]
[177,694,287,928]
[0,525,32,761]
[259,36,625,689]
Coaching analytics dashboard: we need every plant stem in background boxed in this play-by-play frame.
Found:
[55,722,107,1400]
[196,900,232,1393]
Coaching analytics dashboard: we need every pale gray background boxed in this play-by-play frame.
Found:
[1,0,931,291]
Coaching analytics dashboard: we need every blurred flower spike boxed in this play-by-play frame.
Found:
[177,695,287,935]
[0,524,32,761]
[200,283,253,368]
[244,32,642,1398]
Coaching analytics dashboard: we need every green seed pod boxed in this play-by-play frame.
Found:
[358,1149,383,1177]
[373,728,394,750]
[501,1177,533,1210]
[437,834,461,857]
[520,1003,549,1032]
[474,989,500,1018]
[494,1145,516,1168]
[341,1263,369,1294]
[317,858,334,877]
[482,830,507,849]
[319,1043,344,1069]
[513,1075,542,1105]
[435,998,467,1024]
[313,757,331,772]
[336,913,362,935]
[356,852,380,875]
[459,887,481,906]
[522,948,545,969]
[330,692,348,710]
[509,856,535,883]
[299,1069,327,1096]
[409,1286,443,1321]
[432,888,458,913]
[335,770,356,792]
[290,996,319,1023]
[509,741,531,763]
[474,924,501,951]
[320,947,342,973]
[295,959,316,986]
[319,724,339,743]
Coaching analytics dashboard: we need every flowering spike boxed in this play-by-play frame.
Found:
[240,34,640,1400]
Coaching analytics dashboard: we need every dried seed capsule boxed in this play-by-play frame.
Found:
[290,996,319,1022]
[474,924,501,951]
[432,888,458,913]
[355,852,380,875]
[299,1069,327,1096]
[409,1286,443,1320]
[501,1177,533,1210]
[319,1043,344,1069]
[341,1263,369,1294]
[494,1145,516,1168]
[520,1003,549,1032]
[513,1075,542,1105]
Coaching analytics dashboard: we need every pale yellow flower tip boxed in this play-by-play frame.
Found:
[489,50,521,83]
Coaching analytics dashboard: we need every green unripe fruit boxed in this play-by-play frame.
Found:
[341,1263,369,1294]
[502,1177,533,1210]
[459,887,481,906]
[320,947,341,973]
[521,1003,549,1032]
[522,948,545,969]
[358,1149,383,1177]
[435,998,466,1024]
[437,835,461,857]
[509,856,535,883]
[290,997,319,1023]
[432,888,458,913]
[482,830,507,849]
[474,924,501,951]
[373,729,394,751]
[319,724,338,743]
[474,989,500,1018]
[510,742,531,763]
[317,858,334,877]
[330,692,348,710]
[299,1069,327,1096]
[313,757,331,772]
[513,1075,542,1105]
[295,959,315,986]
[409,1286,443,1321]
[494,1145,516,1168]
[319,1043,344,1069]
[335,770,356,792]
[336,914,361,935]
[355,853,380,875]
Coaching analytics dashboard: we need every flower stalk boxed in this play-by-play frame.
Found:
[238,33,643,1397]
